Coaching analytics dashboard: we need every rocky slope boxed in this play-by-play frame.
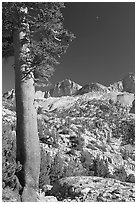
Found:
[2,73,135,202]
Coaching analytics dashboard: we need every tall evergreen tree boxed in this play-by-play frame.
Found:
[2,2,75,201]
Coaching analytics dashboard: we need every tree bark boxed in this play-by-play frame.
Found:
[13,7,40,202]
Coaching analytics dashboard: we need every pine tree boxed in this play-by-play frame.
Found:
[2,2,75,201]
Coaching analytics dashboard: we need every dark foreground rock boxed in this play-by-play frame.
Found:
[50,176,135,202]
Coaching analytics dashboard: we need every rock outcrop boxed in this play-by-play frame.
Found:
[108,81,123,92]
[108,73,135,93]
[44,79,82,98]
[116,93,134,107]
[75,83,108,95]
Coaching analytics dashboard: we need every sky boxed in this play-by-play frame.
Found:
[2,2,135,93]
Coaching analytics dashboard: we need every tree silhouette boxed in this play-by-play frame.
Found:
[2,2,75,201]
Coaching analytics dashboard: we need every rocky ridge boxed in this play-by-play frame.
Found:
[75,82,109,95]
[3,73,135,99]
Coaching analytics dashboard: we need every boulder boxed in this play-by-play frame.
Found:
[108,92,134,107]
[116,93,134,106]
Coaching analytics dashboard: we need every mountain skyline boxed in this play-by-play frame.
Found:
[2,2,135,93]
[3,72,135,100]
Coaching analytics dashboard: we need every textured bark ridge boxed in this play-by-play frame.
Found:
[13,7,40,202]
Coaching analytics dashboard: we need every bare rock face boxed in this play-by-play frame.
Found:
[122,73,135,93]
[76,83,108,95]
[44,79,82,98]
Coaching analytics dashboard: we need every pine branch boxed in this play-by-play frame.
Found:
[3,2,76,81]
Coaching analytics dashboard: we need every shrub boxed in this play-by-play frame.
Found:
[2,187,20,202]
[49,151,65,184]
[49,151,87,184]
[121,119,135,145]
[2,122,22,189]
[39,146,51,190]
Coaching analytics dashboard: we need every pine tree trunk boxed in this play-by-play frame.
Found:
[13,7,40,202]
